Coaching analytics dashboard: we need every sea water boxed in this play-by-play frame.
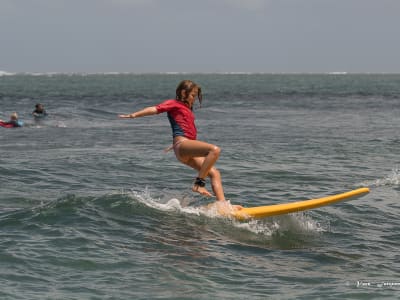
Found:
[1,73,400,299]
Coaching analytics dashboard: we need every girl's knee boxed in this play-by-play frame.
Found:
[210,145,221,157]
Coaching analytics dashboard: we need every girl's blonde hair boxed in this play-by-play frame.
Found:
[176,80,202,109]
[11,112,18,120]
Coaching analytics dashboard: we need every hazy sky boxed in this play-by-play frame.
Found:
[1,0,399,73]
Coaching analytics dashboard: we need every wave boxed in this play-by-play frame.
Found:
[0,189,327,248]
[0,70,16,76]
[127,189,328,238]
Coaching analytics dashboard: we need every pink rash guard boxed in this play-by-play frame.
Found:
[155,99,197,140]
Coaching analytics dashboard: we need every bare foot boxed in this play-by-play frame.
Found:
[192,184,213,197]
[232,204,244,211]
[217,201,243,211]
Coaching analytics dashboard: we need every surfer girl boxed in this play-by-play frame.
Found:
[0,112,24,128]
[119,80,237,207]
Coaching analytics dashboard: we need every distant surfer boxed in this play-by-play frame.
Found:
[119,80,241,209]
[0,112,24,128]
[32,103,48,118]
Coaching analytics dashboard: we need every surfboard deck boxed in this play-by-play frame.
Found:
[224,187,369,220]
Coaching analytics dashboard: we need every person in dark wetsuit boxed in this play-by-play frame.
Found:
[119,80,242,210]
[0,112,24,128]
[32,103,48,118]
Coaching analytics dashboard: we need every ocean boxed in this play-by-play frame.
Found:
[1,73,399,299]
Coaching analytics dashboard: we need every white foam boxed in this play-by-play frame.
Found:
[127,189,327,237]
[0,70,16,76]
[361,167,400,187]
[233,212,327,237]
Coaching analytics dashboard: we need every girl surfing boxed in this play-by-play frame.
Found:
[119,80,241,209]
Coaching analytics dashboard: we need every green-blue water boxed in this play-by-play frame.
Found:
[1,73,400,299]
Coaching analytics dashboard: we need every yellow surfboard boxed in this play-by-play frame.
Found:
[230,187,370,220]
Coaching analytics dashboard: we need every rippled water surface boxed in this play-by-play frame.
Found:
[1,74,400,299]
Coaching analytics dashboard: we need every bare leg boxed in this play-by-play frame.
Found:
[208,167,224,200]
[183,148,243,209]
[175,139,225,200]
[188,158,225,200]
[178,140,221,178]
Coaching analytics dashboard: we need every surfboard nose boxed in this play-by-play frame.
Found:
[233,187,370,220]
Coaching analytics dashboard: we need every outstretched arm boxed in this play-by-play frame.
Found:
[118,106,158,119]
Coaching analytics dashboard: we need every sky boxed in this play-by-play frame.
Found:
[1,0,399,73]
